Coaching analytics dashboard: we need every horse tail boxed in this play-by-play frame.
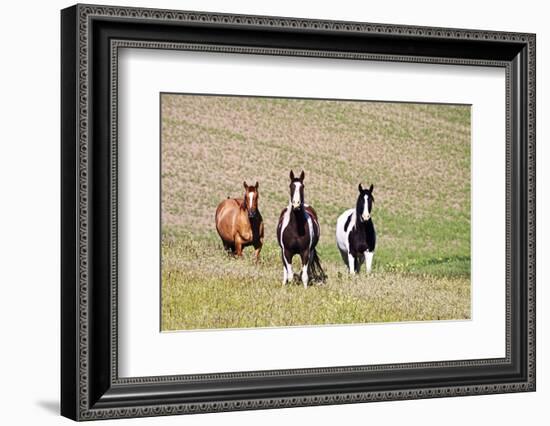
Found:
[309,248,327,283]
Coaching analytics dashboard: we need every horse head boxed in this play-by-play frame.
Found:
[243,181,259,218]
[356,183,374,222]
[289,170,305,211]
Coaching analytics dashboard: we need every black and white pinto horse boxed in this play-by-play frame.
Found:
[336,184,376,274]
[277,170,326,288]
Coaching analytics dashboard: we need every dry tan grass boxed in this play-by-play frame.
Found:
[161,95,470,236]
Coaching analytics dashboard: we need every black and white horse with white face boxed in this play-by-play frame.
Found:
[335,184,376,274]
[276,170,326,288]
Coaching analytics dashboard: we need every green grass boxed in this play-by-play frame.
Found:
[160,95,471,330]
[161,231,470,330]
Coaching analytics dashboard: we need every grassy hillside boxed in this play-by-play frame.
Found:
[161,94,471,330]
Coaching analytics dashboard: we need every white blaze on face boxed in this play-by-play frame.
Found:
[291,182,302,209]
[362,195,371,221]
[248,192,254,210]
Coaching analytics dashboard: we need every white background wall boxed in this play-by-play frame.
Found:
[0,0,546,424]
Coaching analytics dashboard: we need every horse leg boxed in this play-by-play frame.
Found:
[300,250,310,288]
[364,251,374,273]
[222,240,232,254]
[339,248,349,268]
[234,236,244,257]
[347,252,356,274]
[282,250,293,285]
[253,247,261,263]
[253,241,262,264]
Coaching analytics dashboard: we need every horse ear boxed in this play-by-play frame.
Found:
[299,170,305,181]
[289,170,295,180]
[255,181,259,189]
[369,184,374,193]
[358,183,363,193]
[243,181,247,189]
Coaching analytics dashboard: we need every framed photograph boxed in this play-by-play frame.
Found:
[61,4,536,421]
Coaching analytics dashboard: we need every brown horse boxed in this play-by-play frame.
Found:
[215,182,264,261]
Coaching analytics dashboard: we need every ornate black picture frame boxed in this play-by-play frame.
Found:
[61,3,536,421]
